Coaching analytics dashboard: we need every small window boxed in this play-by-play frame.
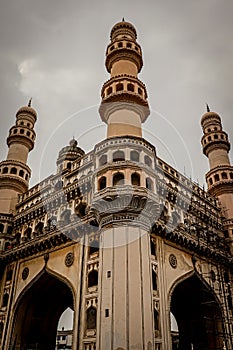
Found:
[209,178,213,185]
[88,269,98,288]
[2,293,9,307]
[214,134,218,139]
[20,121,24,126]
[10,167,17,175]
[99,154,107,166]
[130,151,139,162]
[105,309,109,317]
[208,136,211,141]
[118,42,123,48]
[25,174,29,180]
[98,176,106,190]
[207,128,211,132]
[152,270,157,291]
[26,131,30,137]
[67,162,71,170]
[146,178,153,191]
[131,173,140,186]
[113,150,125,162]
[13,129,17,134]
[126,42,132,48]
[222,172,228,180]
[113,172,124,186]
[150,239,156,257]
[144,155,152,167]
[0,223,4,232]
[138,87,143,95]
[110,45,115,51]
[127,83,134,92]
[221,134,224,139]
[116,83,124,92]
[154,309,159,331]
[27,123,30,127]
[2,167,8,174]
[230,173,233,179]
[19,170,24,177]
[214,174,220,182]
[107,271,111,278]
[20,129,24,134]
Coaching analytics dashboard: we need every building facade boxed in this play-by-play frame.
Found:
[0,20,233,350]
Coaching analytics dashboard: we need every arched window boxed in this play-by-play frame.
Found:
[0,223,4,233]
[113,150,125,162]
[126,42,132,48]
[19,170,24,177]
[118,42,123,48]
[0,321,4,339]
[152,270,157,291]
[222,172,228,180]
[230,173,233,179]
[107,87,112,95]
[26,131,30,137]
[208,136,211,141]
[113,173,124,186]
[131,173,140,186]
[144,155,152,167]
[24,227,32,240]
[67,162,71,170]
[13,129,17,134]
[86,307,97,329]
[209,178,213,185]
[10,167,17,174]
[20,129,24,134]
[214,174,220,182]
[25,174,29,180]
[130,150,139,162]
[88,269,98,288]
[2,293,9,307]
[214,134,218,139]
[116,83,124,92]
[99,154,107,166]
[146,178,153,191]
[98,176,106,190]
[2,167,8,174]
[127,83,134,92]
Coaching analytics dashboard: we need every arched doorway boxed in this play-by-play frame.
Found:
[10,271,74,350]
[170,273,224,350]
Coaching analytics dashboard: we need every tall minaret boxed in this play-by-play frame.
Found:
[99,19,150,138]
[0,100,37,213]
[201,106,233,246]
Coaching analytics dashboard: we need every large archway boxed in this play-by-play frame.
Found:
[10,271,74,350]
[170,273,224,350]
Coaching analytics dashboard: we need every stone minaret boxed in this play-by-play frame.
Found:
[201,105,233,248]
[99,19,150,138]
[0,100,37,213]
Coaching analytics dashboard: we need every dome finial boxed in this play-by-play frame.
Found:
[28,98,32,107]
[122,17,125,22]
[206,103,210,112]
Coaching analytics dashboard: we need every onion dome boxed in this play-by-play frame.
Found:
[16,98,37,121]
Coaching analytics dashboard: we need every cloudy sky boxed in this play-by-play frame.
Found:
[0,0,233,188]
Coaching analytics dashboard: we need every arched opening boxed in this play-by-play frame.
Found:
[144,155,152,167]
[99,154,107,166]
[113,172,124,186]
[10,167,17,175]
[56,307,74,349]
[170,273,224,350]
[0,223,4,232]
[146,177,153,191]
[2,167,8,174]
[222,172,228,180]
[127,83,134,92]
[2,293,9,307]
[87,269,98,288]
[131,172,140,186]
[116,83,124,92]
[130,150,139,162]
[35,222,44,236]
[150,239,156,257]
[214,174,220,182]
[152,269,157,291]
[19,170,24,177]
[113,150,125,162]
[106,86,112,95]
[10,271,74,350]
[86,306,97,330]
[98,176,107,190]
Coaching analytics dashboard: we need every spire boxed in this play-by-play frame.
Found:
[122,17,125,21]
[206,103,210,112]
[28,98,32,107]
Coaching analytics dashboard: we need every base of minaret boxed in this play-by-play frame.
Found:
[97,225,154,349]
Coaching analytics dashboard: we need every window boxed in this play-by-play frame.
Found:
[10,167,17,175]
[113,173,124,186]
[98,176,106,190]
[2,293,9,307]
[13,129,17,134]
[2,167,8,174]
[126,42,132,48]
[208,136,211,141]
[26,131,30,137]
[116,83,124,92]
[130,150,139,162]
[154,309,159,331]
[209,178,213,185]
[113,150,125,162]
[150,240,156,257]
[99,154,107,166]
[107,87,112,95]
[20,129,24,134]
[88,269,98,288]
[67,162,71,170]
[118,42,123,48]
[86,307,97,329]
[131,173,140,186]
[0,223,4,232]
[138,87,143,95]
[214,174,220,182]
[146,178,153,191]
[105,309,109,317]
[144,155,152,167]
[214,134,218,139]
[127,83,134,92]
[19,170,24,177]
[222,172,228,180]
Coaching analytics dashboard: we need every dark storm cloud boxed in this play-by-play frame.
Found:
[0,0,233,186]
